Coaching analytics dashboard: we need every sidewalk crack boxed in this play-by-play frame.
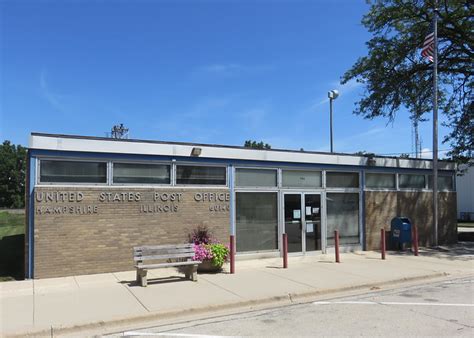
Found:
[112,273,150,312]
[199,276,245,300]
[32,279,35,325]
[260,269,317,289]
[72,276,80,289]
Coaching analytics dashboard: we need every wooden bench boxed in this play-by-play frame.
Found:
[133,244,201,287]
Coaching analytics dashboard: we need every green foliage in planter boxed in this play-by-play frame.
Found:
[208,243,229,267]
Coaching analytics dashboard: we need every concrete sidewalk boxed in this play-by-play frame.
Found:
[1,244,473,337]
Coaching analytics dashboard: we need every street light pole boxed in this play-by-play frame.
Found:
[330,98,334,153]
[328,90,339,153]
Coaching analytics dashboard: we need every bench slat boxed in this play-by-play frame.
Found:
[134,250,195,256]
[134,244,194,251]
[134,252,196,261]
[136,260,201,269]
[134,248,195,256]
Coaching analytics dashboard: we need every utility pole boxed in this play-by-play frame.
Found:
[433,2,439,246]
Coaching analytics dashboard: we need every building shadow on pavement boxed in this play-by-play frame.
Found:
[119,275,195,287]
[0,234,24,280]
[388,242,474,261]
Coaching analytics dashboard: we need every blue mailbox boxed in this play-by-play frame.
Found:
[390,217,412,250]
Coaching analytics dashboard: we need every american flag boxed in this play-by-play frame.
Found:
[421,22,435,62]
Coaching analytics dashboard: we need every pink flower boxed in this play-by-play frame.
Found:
[193,243,213,261]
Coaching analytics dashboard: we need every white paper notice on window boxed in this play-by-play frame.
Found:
[306,206,312,215]
[293,209,301,219]
[306,223,314,233]
[312,207,320,214]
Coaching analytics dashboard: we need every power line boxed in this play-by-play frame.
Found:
[377,148,452,156]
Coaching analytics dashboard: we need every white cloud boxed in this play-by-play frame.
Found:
[308,79,364,110]
[332,78,364,94]
[201,63,243,76]
[420,148,450,159]
[182,97,231,118]
[262,136,307,150]
[238,107,268,130]
[327,127,387,152]
[420,147,433,159]
[197,63,274,77]
[39,70,68,112]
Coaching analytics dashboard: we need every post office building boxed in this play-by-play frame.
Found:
[25,133,457,278]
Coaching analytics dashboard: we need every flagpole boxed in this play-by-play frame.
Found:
[433,1,439,246]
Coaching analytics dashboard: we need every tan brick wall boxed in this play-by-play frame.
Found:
[33,187,230,278]
[365,191,457,250]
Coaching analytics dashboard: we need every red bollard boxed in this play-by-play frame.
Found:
[283,233,288,268]
[413,226,419,256]
[230,235,235,274]
[334,230,340,263]
[381,228,386,260]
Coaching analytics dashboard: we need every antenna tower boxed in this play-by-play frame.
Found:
[110,124,129,139]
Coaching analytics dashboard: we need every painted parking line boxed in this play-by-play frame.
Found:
[122,332,227,337]
[313,301,474,307]
[442,280,474,284]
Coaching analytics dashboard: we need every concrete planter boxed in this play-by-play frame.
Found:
[197,260,222,273]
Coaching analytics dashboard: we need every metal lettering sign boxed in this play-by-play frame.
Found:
[34,190,230,216]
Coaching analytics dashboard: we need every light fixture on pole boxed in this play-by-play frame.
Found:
[328,89,339,153]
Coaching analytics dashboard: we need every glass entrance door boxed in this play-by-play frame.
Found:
[284,193,321,253]
[284,194,302,252]
[304,194,321,251]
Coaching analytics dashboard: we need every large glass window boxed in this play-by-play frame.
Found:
[326,172,359,188]
[236,192,278,252]
[428,175,454,191]
[282,170,322,188]
[327,193,360,245]
[235,168,277,187]
[113,163,170,184]
[176,165,226,185]
[399,174,426,189]
[40,160,107,183]
[365,173,396,189]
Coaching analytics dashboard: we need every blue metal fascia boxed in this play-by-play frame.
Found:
[360,170,366,251]
[28,155,36,279]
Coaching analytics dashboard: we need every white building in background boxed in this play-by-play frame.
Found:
[456,162,474,220]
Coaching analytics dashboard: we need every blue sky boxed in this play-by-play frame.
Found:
[0,0,450,157]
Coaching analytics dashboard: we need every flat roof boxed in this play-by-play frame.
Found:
[29,132,455,171]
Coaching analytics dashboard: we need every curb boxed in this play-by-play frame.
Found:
[8,272,451,337]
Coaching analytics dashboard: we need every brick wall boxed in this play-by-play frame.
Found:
[32,187,458,277]
[32,187,230,278]
[365,191,457,250]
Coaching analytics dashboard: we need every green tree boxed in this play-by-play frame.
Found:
[0,141,27,208]
[354,150,376,157]
[243,140,271,149]
[342,0,473,164]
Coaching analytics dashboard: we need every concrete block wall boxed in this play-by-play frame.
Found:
[365,191,457,250]
[32,187,230,278]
